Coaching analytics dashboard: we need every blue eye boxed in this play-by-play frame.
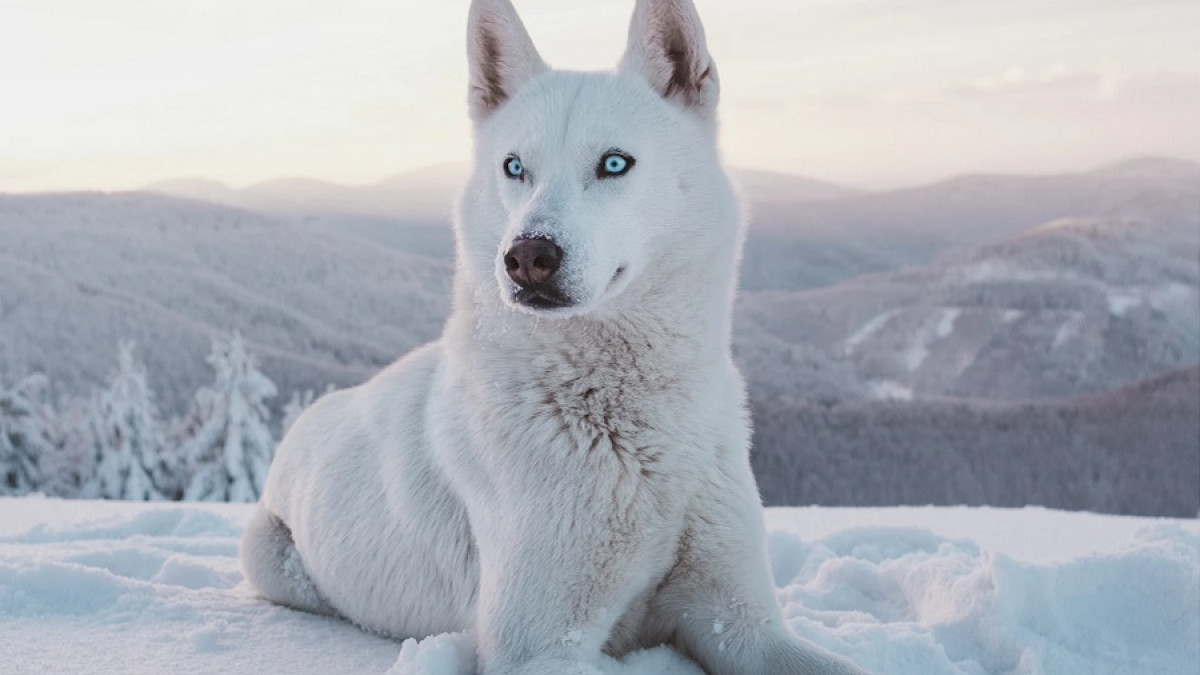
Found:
[597,152,635,179]
[504,156,524,179]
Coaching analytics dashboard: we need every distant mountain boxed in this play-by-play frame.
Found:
[143,179,241,206]
[145,165,864,224]
[1094,156,1200,180]
[734,169,864,204]
[147,166,467,221]
[146,158,1200,294]
[240,178,359,212]
[750,365,1200,517]
[741,156,1200,291]
[736,196,1199,402]
[4,158,1196,415]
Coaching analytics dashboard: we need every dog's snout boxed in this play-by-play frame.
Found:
[504,238,563,289]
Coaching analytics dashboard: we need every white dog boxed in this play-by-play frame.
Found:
[241,1,869,673]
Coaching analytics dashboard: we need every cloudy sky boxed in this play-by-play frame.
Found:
[2,0,1197,192]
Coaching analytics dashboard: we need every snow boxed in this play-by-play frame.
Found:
[1052,311,1085,349]
[958,258,1196,322]
[1107,291,1142,317]
[844,308,960,375]
[1107,282,1196,317]
[902,332,932,373]
[935,308,961,339]
[868,379,915,401]
[843,310,900,353]
[899,308,960,374]
[1,498,1196,675]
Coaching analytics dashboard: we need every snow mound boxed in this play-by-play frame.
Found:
[0,498,1196,675]
[769,524,1198,674]
[388,632,478,675]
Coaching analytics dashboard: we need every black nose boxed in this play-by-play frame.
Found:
[504,238,563,289]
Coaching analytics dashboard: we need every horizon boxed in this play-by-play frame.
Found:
[2,154,1193,198]
[2,0,1198,193]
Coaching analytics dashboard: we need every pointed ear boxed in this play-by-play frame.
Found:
[619,0,719,118]
[467,0,547,122]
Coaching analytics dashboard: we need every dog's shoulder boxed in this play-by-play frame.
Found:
[266,341,446,491]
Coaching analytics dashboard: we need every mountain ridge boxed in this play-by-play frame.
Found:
[1,157,1195,414]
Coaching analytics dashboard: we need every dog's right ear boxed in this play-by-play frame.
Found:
[467,0,546,123]
[620,0,719,119]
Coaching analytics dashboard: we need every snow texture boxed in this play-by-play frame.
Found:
[0,497,1195,675]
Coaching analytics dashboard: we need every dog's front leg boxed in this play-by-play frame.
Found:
[648,457,873,675]
[471,485,676,675]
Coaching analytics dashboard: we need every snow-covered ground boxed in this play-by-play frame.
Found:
[1,497,1195,675]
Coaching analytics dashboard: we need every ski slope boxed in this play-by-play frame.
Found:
[0,497,1195,675]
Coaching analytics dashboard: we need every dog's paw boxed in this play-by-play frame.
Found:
[763,638,874,675]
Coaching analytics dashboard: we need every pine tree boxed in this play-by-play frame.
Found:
[44,394,101,498]
[175,333,278,502]
[86,343,164,500]
[0,373,54,496]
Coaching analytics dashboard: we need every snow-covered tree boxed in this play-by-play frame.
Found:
[85,343,164,500]
[41,394,100,498]
[0,373,55,496]
[172,333,278,502]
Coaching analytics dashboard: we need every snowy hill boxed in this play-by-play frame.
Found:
[0,192,451,414]
[736,202,1200,402]
[740,156,1200,291]
[0,497,1195,675]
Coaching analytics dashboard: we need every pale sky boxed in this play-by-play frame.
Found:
[2,0,1198,193]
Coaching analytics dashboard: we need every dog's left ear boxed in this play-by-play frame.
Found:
[467,0,547,122]
[619,0,720,118]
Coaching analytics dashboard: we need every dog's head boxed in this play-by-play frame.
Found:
[456,0,738,319]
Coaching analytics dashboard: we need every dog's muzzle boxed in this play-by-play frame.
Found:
[504,237,573,309]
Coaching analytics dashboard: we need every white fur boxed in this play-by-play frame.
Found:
[241,1,870,673]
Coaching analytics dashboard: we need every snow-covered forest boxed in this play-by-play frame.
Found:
[6,335,1196,517]
[0,335,290,503]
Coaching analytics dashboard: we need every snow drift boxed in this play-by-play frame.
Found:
[0,498,1195,675]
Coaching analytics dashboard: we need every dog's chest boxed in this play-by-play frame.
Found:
[536,332,700,434]
[463,333,714,479]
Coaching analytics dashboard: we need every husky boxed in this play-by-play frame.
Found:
[241,1,869,673]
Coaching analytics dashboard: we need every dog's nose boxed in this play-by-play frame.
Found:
[504,238,562,288]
